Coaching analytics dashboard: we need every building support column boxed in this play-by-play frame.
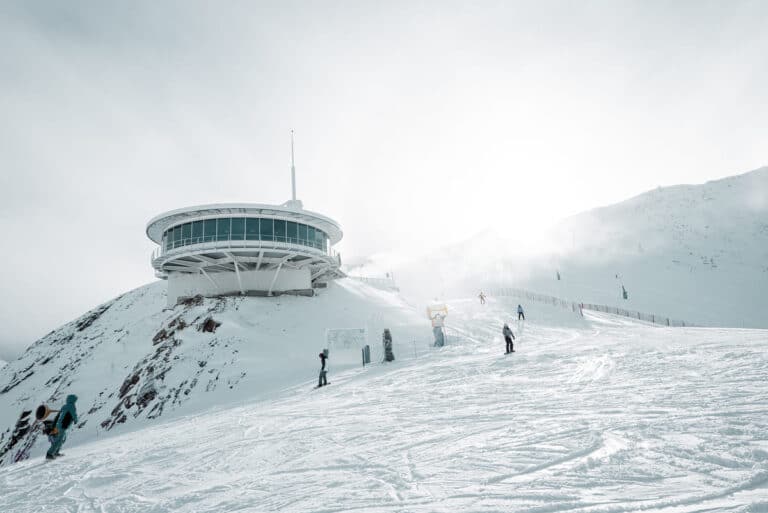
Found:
[226,252,245,295]
[267,262,284,297]
[267,254,294,297]
[200,268,220,290]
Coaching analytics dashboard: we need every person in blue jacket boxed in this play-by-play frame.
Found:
[517,304,525,320]
[46,394,78,460]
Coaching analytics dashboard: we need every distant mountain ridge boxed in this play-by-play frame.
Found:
[361,167,768,328]
[527,166,768,326]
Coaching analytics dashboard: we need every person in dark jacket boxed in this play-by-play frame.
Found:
[318,350,328,387]
[46,394,78,460]
[503,324,515,354]
[383,329,395,362]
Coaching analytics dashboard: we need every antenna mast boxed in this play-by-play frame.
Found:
[290,130,297,201]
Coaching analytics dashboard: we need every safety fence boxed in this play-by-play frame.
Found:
[579,303,694,327]
[349,276,400,292]
[487,287,583,315]
[486,287,696,328]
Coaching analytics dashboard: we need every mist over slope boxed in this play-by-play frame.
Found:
[359,167,768,328]
[0,279,428,466]
[527,166,768,326]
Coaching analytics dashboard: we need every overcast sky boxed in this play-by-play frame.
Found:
[1,0,766,360]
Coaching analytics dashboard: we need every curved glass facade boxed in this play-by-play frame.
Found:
[162,217,329,253]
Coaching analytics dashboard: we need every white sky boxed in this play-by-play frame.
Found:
[1,1,766,359]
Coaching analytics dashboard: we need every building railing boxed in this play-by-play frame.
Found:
[486,287,697,327]
[150,239,341,267]
[164,235,328,254]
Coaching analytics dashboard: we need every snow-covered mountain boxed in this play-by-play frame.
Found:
[0,279,429,466]
[366,167,768,328]
[1,296,766,512]
[523,167,768,327]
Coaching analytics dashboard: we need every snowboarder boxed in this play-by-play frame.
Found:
[318,350,328,387]
[479,291,486,305]
[503,324,515,353]
[517,304,525,320]
[383,329,395,362]
[46,394,78,460]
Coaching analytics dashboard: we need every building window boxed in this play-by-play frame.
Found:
[260,218,274,241]
[203,219,216,243]
[246,218,259,240]
[298,223,308,243]
[192,221,203,245]
[216,218,231,241]
[181,223,192,246]
[231,217,245,241]
[173,225,183,248]
[286,221,298,244]
[274,219,287,242]
[162,216,330,252]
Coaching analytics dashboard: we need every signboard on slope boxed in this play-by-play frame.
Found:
[325,328,368,365]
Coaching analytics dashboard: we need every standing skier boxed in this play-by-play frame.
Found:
[318,350,328,387]
[517,304,525,320]
[503,323,515,354]
[383,329,395,362]
[479,291,486,305]
[46,394,78,460]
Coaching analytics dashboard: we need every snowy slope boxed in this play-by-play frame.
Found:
[526,166,768,327]
[364,167,768,328]
[0,279,429,465]
[1,297,766,512]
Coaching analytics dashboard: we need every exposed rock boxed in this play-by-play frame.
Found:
[199,317,222,333]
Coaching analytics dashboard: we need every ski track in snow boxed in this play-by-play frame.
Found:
[1,297,767,512]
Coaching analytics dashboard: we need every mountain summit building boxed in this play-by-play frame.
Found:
[146,135,343,305]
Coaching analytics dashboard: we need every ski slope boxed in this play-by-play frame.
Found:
[0,278,429,466]
[1,297,766,512]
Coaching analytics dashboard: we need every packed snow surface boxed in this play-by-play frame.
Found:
[0,278,428,459]
[1,297,767,512]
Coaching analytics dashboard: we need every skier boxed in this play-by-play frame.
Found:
[503,324,515,354]
[517,304,525,320]
[383,329,395,362]
[479,291,486,305]
[318,350,328,387]
[432,313,446,347]
[46,394,78,460]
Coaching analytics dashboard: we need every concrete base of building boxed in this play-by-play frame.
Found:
[167,267,311,306]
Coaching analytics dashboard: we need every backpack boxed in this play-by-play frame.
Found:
[60,411,74,430]
[42,413,60,436]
